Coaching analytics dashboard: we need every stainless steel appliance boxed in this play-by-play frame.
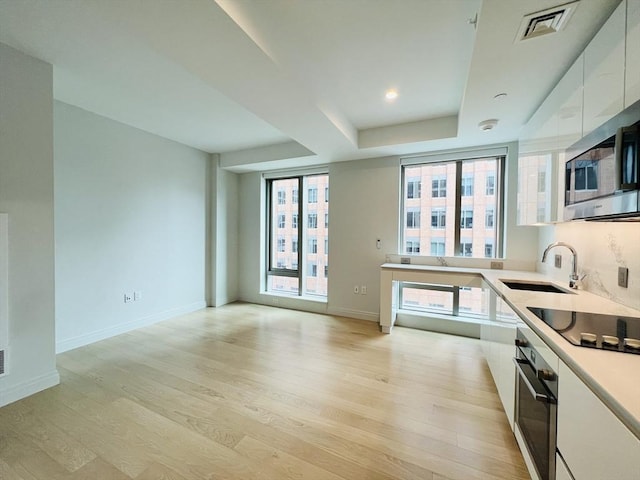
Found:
[514,329,558,480]
[528,307,640,355]
[564,99,640,220]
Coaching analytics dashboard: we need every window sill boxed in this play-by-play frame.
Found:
[260,291,328,304]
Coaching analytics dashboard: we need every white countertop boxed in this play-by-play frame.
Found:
[381,263,640,439]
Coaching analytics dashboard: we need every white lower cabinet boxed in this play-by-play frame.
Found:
[555,453,574,480]
[557,361,640,479]
[481,289,517,429]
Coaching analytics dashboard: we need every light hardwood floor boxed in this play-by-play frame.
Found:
[0,303,530,480]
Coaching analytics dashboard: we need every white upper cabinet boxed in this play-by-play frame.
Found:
[626,0,640,107]
[583,1,626,136]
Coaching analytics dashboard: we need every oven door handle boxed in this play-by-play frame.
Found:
[513,358,553,403]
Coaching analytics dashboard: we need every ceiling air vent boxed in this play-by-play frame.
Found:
[516,1,579,42]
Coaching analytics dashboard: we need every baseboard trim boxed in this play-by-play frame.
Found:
[0,369,60,407]
[327,307,379,323]
[56,301,207,353]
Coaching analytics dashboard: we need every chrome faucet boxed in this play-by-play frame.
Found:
[542,242,580,289]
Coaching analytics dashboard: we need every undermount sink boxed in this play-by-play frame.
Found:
[500,279,574,294]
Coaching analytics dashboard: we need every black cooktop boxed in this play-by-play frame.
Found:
[527,307,640,355]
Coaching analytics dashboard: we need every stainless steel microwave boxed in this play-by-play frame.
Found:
[564,99,640,221]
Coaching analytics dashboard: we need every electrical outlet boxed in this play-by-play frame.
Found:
[134,291,142,301]
[554,254,562,269]
[618,267,629,288]
[124,293,132,303]
[490,261,503,270]
[353,285,359,294]
[361,285,367,295]
[400,257,411,264]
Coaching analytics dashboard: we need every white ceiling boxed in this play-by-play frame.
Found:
[0,0,620,172]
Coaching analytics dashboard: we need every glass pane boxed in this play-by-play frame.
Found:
[401,286,453,315]
[268,275,299,295]
[304,174,328,297]
[270,178,299,277]
[404,163,455,255]
[461,158,498,258]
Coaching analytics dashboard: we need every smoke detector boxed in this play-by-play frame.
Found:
[478,119,499,131]
[516,1,579,42]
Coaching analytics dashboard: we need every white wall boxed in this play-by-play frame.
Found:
[236,143,539,320]
[210,156,239,307]
[0,43,59,406]
[54,101,209,352]
[538,222,640,310]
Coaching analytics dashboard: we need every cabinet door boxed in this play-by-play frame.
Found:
[557,361,640,479]
[583,1,626,136]
[555,454,574,480]
[626,0,640,107]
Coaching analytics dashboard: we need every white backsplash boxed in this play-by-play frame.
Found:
[538,222,640,311]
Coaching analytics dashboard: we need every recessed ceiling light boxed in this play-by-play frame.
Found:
[385,89,398,101]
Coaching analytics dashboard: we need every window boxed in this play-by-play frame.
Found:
[461,209,473,229]
[406,208,420,228]
[324,265,328,278]
[406,239,420,253]
[431,208,446,228]
[309,262,318,277]
[486,174,495,195]
[324,213,329,228]
[266,174,329,297]
[461,175,473,196]
[407,179,421,199]
[485,208,494,228]
[538,171,546,193]
[401,153,504,258]
[484,241,494,258]
[308,187,318,203]
[430,241,445,256]
[324,238,328,254]
[431,177,446,197]
[325,187,329,202]
[574,160,598,190]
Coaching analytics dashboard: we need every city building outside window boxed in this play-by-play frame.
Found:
[278,214,285,229]
[401,151,504,258]
[308,187,318,203]
[277,190,286,205]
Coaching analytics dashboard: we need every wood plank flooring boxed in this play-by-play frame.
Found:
[0,303,530,479]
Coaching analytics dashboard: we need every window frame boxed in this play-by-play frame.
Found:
[265,172,328,298]
[400,149,506,259]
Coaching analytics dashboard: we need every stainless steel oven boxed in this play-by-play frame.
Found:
[513,329,558,480]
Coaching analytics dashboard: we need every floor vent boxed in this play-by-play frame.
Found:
[516,1,579,41]
[0,349,5,376]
